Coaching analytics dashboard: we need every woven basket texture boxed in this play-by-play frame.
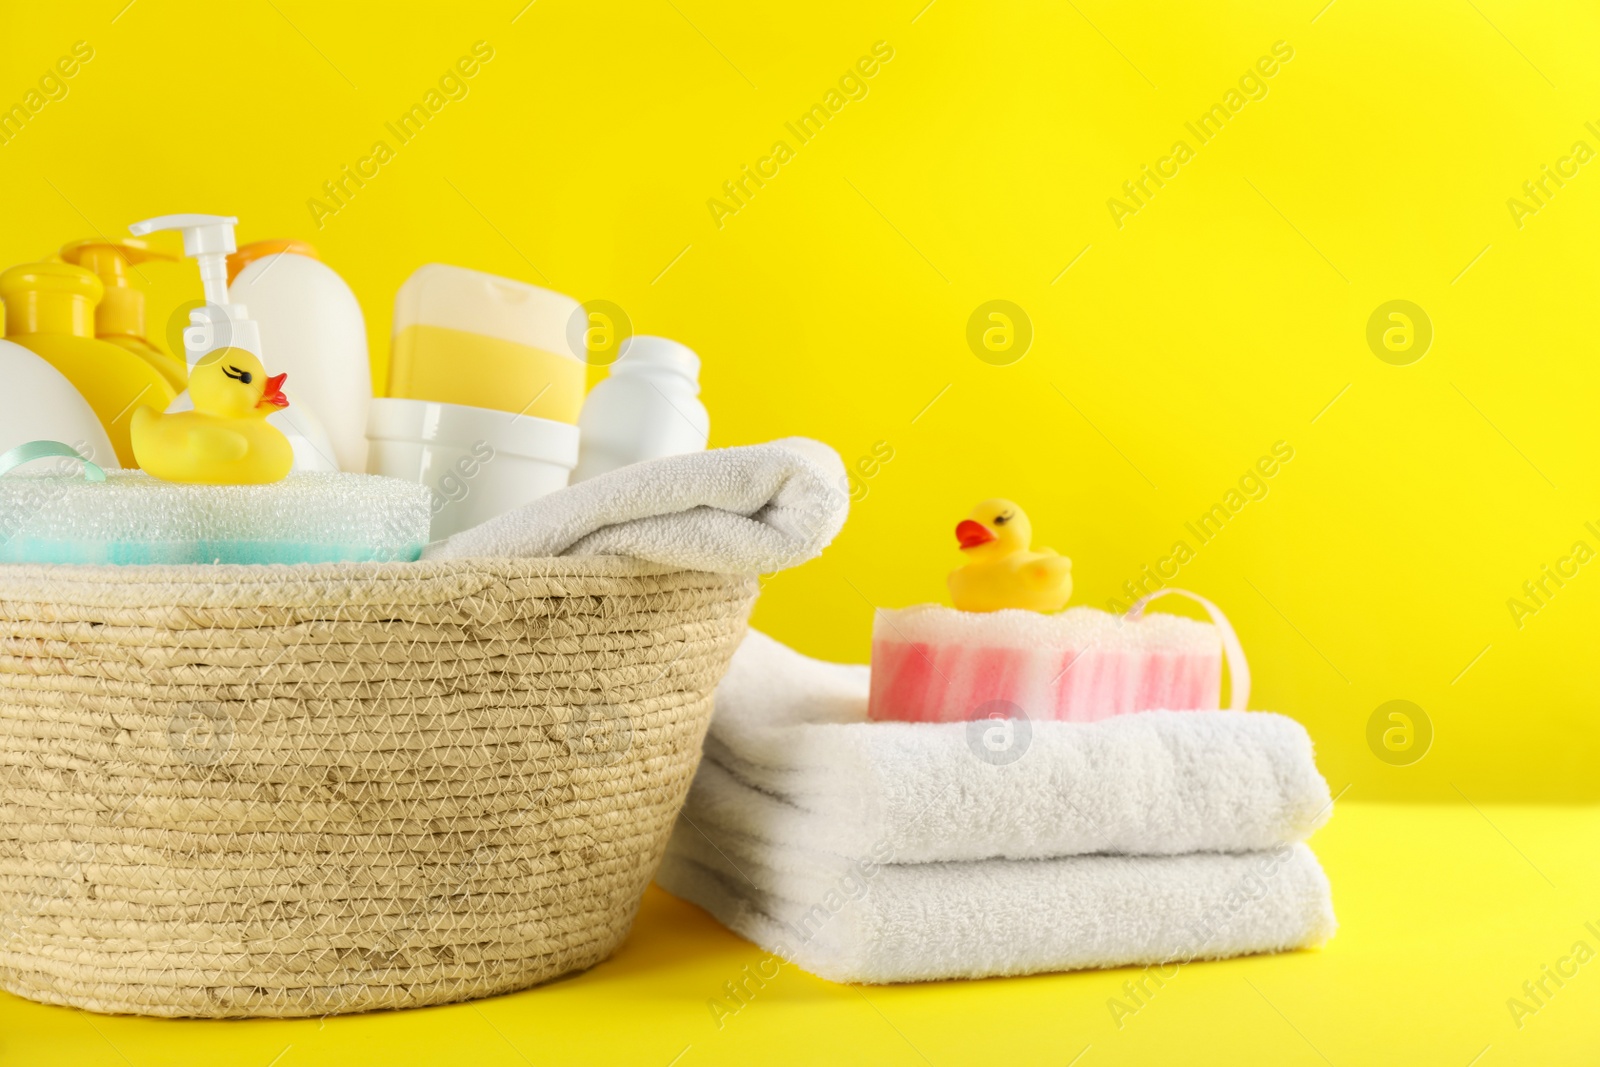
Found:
[0,556,757,1017]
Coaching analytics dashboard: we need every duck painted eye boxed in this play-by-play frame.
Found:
[223,365,253,385]
[994,513,1012,525]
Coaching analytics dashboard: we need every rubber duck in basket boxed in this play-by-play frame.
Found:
[131,347,293,484]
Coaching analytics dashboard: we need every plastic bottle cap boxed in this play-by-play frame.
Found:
[128,213,265,361]
[227,239,319,286]
[60,238,175,283]
[128,214,238,307]
[614,335,700,380]
[0,262,103,337]
[129,214,238,257]
[59,239,176,341]
[367,397,579,464]
[393,264,580,356]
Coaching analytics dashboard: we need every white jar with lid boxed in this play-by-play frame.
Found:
[366,397,578,541]
[572,336,709,483]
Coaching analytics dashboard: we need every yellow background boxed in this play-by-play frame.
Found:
[2,0,1594,802]
[3,2,1600,1062]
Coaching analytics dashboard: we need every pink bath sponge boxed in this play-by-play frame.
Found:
[868,604,1223,723]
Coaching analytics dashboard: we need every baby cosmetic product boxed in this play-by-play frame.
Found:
[0,261,177,467]
[366,397,577,541]
[0,339,115,464]
[369,265,584,540]
[228,239,371,472]
[58,238,188,391]
[571,336,710,483]
[128,214,339,474]
[388,264,585,424]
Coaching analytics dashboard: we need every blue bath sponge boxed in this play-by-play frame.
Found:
[0,471,431,565]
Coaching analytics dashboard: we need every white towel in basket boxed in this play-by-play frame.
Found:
[424,437,848,574]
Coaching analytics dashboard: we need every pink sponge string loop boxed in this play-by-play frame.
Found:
[1126,588,1251,711]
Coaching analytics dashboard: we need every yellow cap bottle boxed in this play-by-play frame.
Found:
[59,238,188,391]
[0,261,177,466]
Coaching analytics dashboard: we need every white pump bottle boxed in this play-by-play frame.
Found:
[127,214,338,473]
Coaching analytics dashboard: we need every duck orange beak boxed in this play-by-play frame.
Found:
[258,372,289,409]
[956,519,996,549]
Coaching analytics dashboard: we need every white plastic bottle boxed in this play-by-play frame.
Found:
[572,336,709,483]
[229,240,372,472]
[0,338,115,464]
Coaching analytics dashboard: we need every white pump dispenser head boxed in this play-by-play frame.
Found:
[128,214,261,362]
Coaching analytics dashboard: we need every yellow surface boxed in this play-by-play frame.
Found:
[0,803,1594,1066]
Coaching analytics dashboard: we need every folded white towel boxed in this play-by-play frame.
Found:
[424,437,848,574]
[702,631,1332,863]
[658,820,1336,984]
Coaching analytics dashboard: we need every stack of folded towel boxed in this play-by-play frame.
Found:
[656,631,1338,984]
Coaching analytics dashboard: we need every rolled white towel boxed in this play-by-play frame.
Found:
[703,630,1334,863]
[425,437,848,574]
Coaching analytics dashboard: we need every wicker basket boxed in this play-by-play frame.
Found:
[0,556,757,1017]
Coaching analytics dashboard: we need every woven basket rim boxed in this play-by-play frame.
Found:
[0,554,693,585]
[0,555,747,616]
